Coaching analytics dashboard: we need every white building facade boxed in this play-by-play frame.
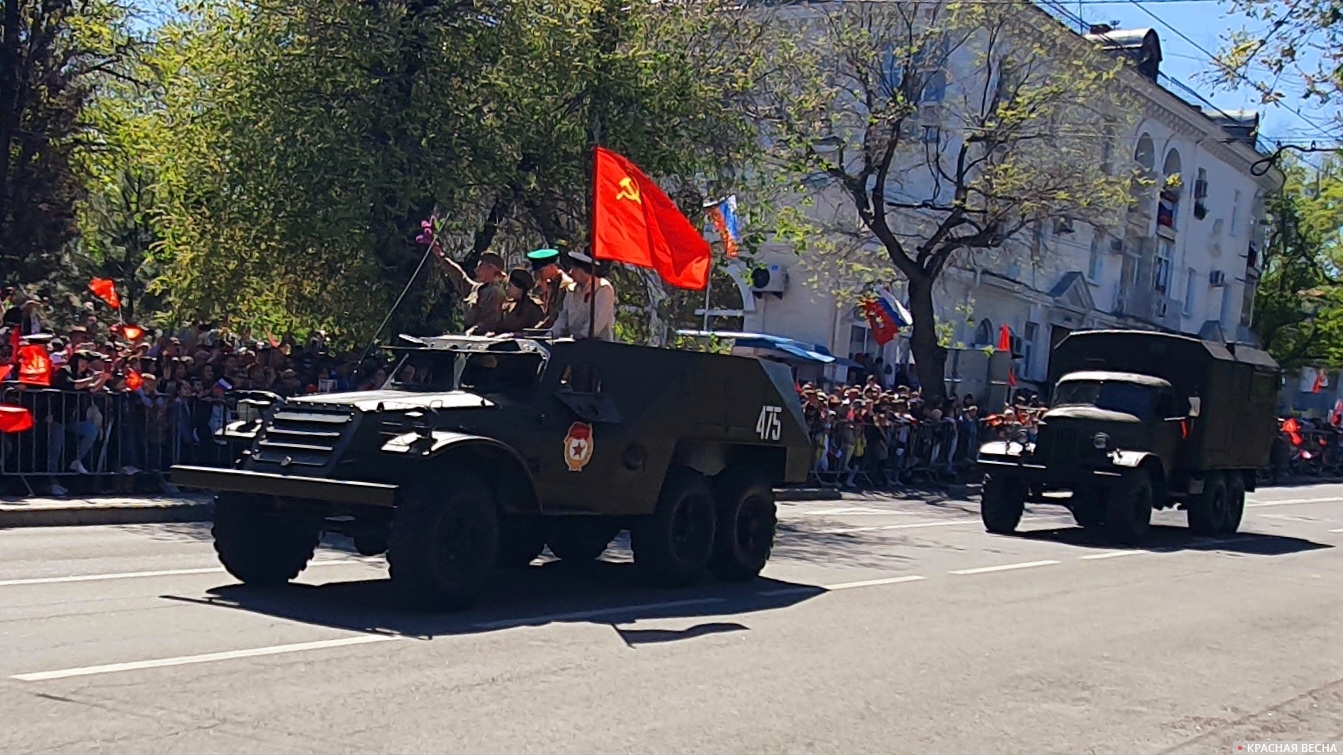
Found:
[731,20,1278,399]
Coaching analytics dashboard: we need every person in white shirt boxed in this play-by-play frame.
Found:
[547,251,616,341]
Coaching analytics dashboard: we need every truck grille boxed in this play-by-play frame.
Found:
[1038,426,1080,466]
[248,407,354,473]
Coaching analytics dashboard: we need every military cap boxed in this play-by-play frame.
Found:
[526,248,561,271]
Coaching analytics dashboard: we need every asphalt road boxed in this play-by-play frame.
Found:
[1,483,1341,754]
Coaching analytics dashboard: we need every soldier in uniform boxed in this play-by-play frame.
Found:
[525,248,572,330]
[498,267,546,334]
[435,250,507,335]
[547,250,616,341]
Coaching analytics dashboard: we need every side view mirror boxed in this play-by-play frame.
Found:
[1188,397,1201,418]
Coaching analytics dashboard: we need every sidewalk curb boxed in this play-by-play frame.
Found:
[0,500,214,529]
[775,487,844,502]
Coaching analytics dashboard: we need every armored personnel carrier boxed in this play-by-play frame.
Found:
[172,335,812,609]
[976,330,1280,544]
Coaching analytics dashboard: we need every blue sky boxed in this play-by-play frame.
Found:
[1066,0,1339,148]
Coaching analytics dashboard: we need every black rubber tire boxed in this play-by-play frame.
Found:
[632,466,717,587]
[212,493,321,586]
[1105,471,1153,545]
[546,519,619,562]
[1188,472,1228,535]
[1069,489,1107,528]
[981,475,1026,534]
[708,469,778,582]
[387,475,499,611]
[1223,472,1247,534]
[496,517,546,568]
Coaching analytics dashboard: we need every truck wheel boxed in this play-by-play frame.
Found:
[1105,472,1153,545]
[1222,473,1247,534]
[632,467,717,587]
[1070,497,1107,529]
[212,493,321,586]
[1187,473,1228,535]
[546,519,619,562]
[708,470,777,582]
[497,517,546,569]
[388,475,499,610]
[981,475,1026,534]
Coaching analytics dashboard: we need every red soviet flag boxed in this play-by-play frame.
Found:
[591,147,711,290]
[89,278,121,309]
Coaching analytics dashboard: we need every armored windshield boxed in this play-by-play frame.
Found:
[1053,379,1157,419]
[387,349,544,395]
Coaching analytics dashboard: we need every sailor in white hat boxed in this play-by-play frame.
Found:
[547,250,616,341]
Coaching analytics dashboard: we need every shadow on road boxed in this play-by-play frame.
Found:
[160,558,824,644]
[1010,523,1334,556]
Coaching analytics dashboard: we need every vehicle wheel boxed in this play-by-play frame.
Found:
[632,466,717,587]
[546,519,619,562]
[1105,471,1153,545]
[1070,493,1107,529]
[1222,473,1247,534]
[981,474,1026,534]
[708,469,777,582]
[388,475,499,610]
[496,517,546,568]
[1187,472,1228,535]
[212,493,321,586]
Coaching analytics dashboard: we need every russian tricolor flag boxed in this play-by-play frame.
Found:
[704,195,741,258]
[861,287,911,345]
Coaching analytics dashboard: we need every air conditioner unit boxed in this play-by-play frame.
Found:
[749,264,788,296]
[1208,270,1226,287]
[1109,238,1124,254]
[1054,217,1074,234]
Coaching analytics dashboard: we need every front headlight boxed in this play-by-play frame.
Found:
[1093,432,1110,450]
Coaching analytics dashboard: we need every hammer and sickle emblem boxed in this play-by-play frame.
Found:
[615,176,641,204]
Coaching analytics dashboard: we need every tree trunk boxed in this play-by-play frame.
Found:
[907,274,947,405]
[0,0,22,243]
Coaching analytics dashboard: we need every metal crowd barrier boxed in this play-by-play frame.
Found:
[0,384,241,495]
[807,416,989,488]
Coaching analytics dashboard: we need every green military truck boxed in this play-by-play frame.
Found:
[172,335,812,610]
[976,330,1281,544]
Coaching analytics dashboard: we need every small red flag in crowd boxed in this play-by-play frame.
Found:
[997,324,1012,352]
[124,370,143,391]
[0,405,33,433]
[89,278,121,309]
[17,345,51,386]
[591,146,711,290]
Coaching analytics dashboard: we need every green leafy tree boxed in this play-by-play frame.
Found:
[1216,0,1343,110]
[0,0,136,282]
[142,0,769,345]
[754,0,1137,403]
[1253,159,1343,369]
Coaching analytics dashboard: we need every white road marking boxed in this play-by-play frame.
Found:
[1079,550,1145,560]
[0,558,372,588]
[951,560,1061,576]
[1246,497,1343,508]
[12,635,401,682]
[473,598,725,630]
[824,575,926,590]
[1330,528,1343,533]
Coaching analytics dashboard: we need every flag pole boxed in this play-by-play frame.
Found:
[701,247,713,332]
[588,144,599,341]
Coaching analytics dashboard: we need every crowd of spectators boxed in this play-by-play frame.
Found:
[0,293,398,496]
[797,376,1046,489]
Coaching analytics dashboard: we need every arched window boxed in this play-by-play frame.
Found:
[973,318,993,346]
[1134,133,1155,174]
